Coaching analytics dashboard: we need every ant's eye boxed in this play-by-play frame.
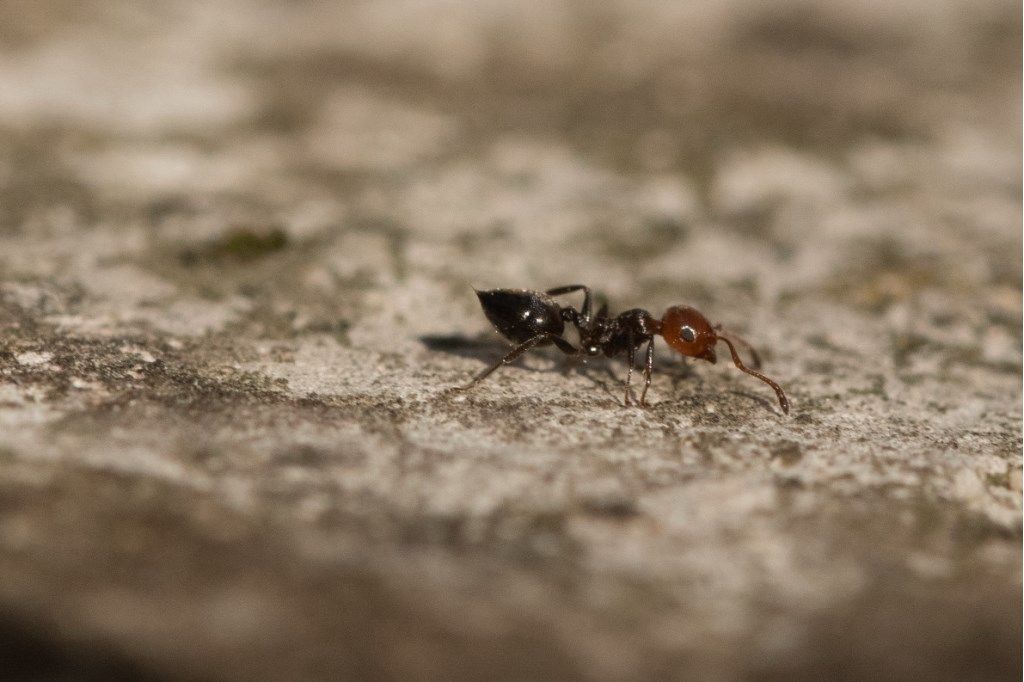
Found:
[681,326,696,343]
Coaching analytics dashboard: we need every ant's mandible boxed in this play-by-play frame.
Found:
[454,285,789,414]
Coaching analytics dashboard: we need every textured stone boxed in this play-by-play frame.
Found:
[0,1,1020,679]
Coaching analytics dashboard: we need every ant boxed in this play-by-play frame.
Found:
[454,285,789,414]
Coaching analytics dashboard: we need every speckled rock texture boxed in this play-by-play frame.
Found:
[0,1,1021,679]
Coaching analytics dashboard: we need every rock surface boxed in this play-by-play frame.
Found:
[0,1,1020,679]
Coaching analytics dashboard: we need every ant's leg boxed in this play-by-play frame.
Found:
[714,326,762,369]
[454,334,553,391]
[639,339,655,406]
[623,349,635,406]
[595,300,608,320]
[545,285,592,321]
[550,335,585,378]
[622,332,637,406]
[551,335,582,378]
[551,336,580,356]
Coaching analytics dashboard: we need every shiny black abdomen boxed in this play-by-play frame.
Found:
[476,289,565,343]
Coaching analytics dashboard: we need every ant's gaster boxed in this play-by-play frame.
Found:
[454,285,789,414]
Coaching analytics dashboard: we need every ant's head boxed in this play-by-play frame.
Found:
[659,306,718,363]
[658,304,790,414]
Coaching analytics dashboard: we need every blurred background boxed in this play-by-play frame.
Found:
[0,1,1020,679]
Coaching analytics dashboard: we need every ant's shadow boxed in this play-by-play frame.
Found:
[420,333,589,377]
[419,334,514,364]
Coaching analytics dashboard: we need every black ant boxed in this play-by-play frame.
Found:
[454,285,789,414]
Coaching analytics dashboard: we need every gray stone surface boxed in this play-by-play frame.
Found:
[0,1,1020,679]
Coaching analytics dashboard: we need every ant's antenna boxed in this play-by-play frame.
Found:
[714,326,762,368]
[718,335,790,414]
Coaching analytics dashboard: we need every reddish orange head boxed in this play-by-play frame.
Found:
[657,304,790,414]
[659,305,718,363]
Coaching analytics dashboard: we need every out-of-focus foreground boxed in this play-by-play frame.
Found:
[0,1,1020,679]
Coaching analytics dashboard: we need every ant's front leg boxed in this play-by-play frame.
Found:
[454,334,555,391]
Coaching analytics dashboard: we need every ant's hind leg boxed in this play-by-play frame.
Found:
[454,334,553,391]
[639,339,655,406]
[551,337,580,356]
[551,336,584,379]
[545,285,592,320]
